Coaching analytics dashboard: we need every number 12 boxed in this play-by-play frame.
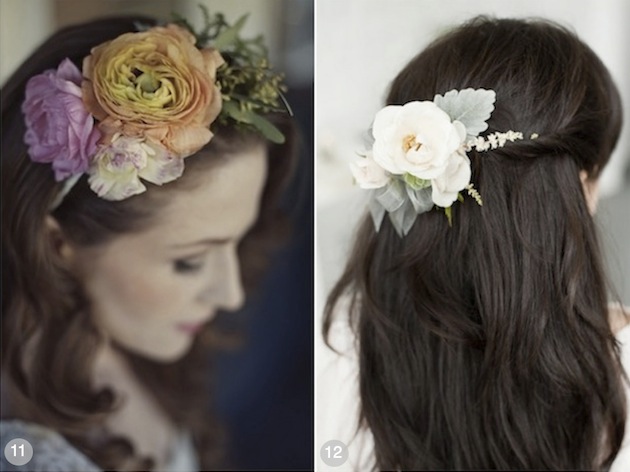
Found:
[324,445,342,459]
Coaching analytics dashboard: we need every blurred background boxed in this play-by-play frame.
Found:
[1,0,313,470]
[316,0,630,312]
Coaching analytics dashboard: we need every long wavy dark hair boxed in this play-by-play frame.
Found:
[325,17,626,470]
[1,16,296,470]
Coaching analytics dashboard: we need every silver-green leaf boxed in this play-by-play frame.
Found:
[434,88,496,138]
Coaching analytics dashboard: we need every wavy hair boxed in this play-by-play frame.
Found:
[1,16,296,470]
[325,17,626,470]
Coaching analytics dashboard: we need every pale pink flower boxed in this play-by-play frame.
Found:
[22,58,101,180]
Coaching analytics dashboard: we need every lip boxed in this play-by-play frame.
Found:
[175,321,206,335]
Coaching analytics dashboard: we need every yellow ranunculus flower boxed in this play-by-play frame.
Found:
[82,24,224,158]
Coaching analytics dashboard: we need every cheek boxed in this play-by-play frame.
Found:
[91,266,181,320]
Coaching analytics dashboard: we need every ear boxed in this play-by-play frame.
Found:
[579,170,600,215]
[44,216,75,264]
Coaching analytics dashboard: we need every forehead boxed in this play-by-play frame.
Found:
[112,144,268,251]
[160,144,268,239]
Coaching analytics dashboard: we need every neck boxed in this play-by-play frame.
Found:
[92,341,176,467]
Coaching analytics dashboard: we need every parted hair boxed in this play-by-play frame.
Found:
[325,17,626,470]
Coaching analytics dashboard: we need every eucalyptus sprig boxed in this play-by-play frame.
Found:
[173,5,290,143]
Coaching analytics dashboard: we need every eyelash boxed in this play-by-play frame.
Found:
[174,258,204,274]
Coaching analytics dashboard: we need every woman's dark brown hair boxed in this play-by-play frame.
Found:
[325,17,625,470]
[1,16,296,470]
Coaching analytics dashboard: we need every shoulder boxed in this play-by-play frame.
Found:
[0,420,101,472]
[611,304,630,471]
[609,303,630,335]
[318,298,376,471]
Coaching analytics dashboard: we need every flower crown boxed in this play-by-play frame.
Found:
[351,88,532,236]
[22,7,289,205]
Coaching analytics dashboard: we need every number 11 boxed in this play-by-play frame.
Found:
[11,444,24,457]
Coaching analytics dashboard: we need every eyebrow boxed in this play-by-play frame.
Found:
[168,237,233,249]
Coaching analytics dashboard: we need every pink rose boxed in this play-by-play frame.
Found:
[22,58,101,181]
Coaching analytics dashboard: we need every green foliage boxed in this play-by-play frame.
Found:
[173,4,288,143]
[403,173,431,190]
[444,206,452,226]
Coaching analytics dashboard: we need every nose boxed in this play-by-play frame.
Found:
[211,243,245,311]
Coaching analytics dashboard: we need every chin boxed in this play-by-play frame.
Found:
[124,338,194,363]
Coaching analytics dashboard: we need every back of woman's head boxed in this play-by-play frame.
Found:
[326,17,625,470]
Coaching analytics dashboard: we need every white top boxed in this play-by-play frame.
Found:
[317,318,630,471]
[316,315,375,472]
[611,323,630,471]
[160,429,199,472]
[0,420,198,472]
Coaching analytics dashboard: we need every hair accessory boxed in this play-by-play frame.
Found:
[350,88,526,236]
[22,6,289,205]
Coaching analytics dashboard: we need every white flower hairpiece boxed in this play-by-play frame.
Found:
[351,88,526,236]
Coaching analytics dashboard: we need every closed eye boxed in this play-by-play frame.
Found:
[173,258,204,274]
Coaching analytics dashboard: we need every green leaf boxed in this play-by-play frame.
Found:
[403,173,431,190]
[444,207,452,227]
[249,113,285,144]
[220,101,285,144]
[213,14,249,49]
[221,100,253,123]
[457,193,464,203]
[170,12,196,35]
[199,4,212,36]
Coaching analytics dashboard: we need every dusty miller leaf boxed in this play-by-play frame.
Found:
[434,88,496,138]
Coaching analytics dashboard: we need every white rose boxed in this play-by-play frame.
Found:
[431,151,472,207]
[350,152,390,189]
[372,101,466,180]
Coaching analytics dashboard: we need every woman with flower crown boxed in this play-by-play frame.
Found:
[321,17,630,471]
[0,12,297,472]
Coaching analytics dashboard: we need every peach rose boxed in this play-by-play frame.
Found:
[82,24,224,157]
